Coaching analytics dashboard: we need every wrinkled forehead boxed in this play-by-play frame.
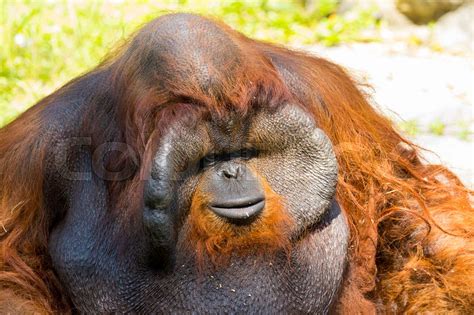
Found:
[204,112,252,152]
[158,107,255,153]
[161,103,315,154]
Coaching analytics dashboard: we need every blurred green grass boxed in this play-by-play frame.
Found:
[0,0,378,126]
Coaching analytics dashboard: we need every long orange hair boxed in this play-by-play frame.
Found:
[276,48,474,312]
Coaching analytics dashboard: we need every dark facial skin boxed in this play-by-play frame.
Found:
[46,14,350,313]
[202,160,266,224]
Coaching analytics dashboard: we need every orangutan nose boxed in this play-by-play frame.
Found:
[221,163,241,179]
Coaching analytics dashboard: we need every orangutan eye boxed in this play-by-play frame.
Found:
[238,148,257,160]
[199,149,257,170]
[202,153,218,168]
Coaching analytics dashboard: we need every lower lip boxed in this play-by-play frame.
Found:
[209,200,265,221]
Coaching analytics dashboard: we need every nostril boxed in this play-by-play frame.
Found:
[222,165,241,179]
[222,169,233,179]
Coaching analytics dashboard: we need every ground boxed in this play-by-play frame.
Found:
[309,42,473,186]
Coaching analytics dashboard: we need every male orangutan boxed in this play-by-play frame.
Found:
[0,13,472,314]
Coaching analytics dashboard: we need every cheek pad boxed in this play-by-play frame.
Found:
[248,105,338,234]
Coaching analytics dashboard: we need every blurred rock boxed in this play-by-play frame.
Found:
[433,3,474,53]
[372,0,413,28]
[338,0,414,30]
[396,0,466,24]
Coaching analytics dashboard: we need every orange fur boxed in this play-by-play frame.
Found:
[296,57,474,313]
[0,108,71,314]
